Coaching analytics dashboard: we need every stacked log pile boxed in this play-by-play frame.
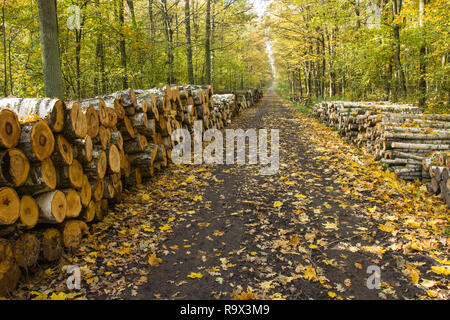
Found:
[312,101,450,183]
[213,88,263,117]
[0,84,263,296]
[423,151,450,208]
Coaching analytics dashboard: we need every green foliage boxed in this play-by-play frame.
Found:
[266,0,449,113]
[0,0,272,100]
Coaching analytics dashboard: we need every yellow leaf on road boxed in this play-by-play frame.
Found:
[148,253,162,266]
[187,272,203,279]
[273,201,283,208]
[431,266,450,275]
[304,265,319,282]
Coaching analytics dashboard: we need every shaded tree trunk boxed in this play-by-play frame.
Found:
[161,0,174,83]
[204,0,211,85]
[391,0,406,100]
[184,0,194,84]
[37,0,64,99]
[117,0,128,89]
[418,0,427,107]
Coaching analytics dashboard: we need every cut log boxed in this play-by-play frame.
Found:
[91,179,104,202]
[118,116,136,140]
[0,98,66,132]
[0,187,20,225]
[124,134,148,154]
[80,175,91,207]
[84,105,99,138]
[126,167,142,186]
[40,228,62,262]
[64,102,87,140]
[36,190,66,224]
[19,195,39,229]
[19,120,55,161]
[107,144,121,174]
[62,220,89,250]
[0,148,30,187]
[17,158,56,195]
[0,109,21,149]
[63,189,82,219]
[94,200,103,221]
[84,148,107,180]
[51,134,73,166]
[72,136,93,164]
[110,131,123,151]
[390,142,449,150]
[103,177,115,200]
[76,98,108,128]
[129,112,148,132]
[14,233,40,268]
[58,159,83,189]
[94,126,111,150]
[106,107,118,128]
[81,200,96,222]
[0,239,21,296]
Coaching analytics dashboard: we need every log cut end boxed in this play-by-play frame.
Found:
[63,220,89,250]
[19,195,39,229]
[97,151,107,179]
[68,102,88,139]
[0,239,21,297]
[69,159,84,189]
[41,228,62,262]
[49,100,67,133]
[55,134,73,165]
[37,190,67,224]
[14,233,40,268]
[64,189,82,219]
[0,148,30,187]
[82,200,96,223]
[108,144,121,174]
[85,106,100,138]
[31,120,55,161]
[0,109,21,149]
[0,187,20,225]
[41,158,57,190]
[80,175,92,207]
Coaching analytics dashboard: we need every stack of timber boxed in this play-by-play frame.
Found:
[213,88,263,116]
[0,84,263,296]
[423,151,450,208]
[312,101,450,182]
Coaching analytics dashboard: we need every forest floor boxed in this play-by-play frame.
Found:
[11,90,449,300]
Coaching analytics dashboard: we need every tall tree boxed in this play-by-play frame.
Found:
[36,0,63,99]
[204,0,211,84]
[184,0,194,84]
[418,0,427,107]
[161,0,174,83]
[117,0,128,89]
[391,0,407,100]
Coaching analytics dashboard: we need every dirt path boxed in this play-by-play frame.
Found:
[132,89,447,300]
[13,90,448,300]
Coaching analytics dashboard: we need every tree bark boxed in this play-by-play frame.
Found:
[185,0,194,84]
[36,0,64,99]
[204,0,211,85]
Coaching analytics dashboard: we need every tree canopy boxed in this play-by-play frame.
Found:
[265,0,449,112]
[0,0,272,100]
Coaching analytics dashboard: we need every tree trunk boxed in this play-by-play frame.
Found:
[117,0,128,89]
[36,0,64,99]
[418,0,427,107]
[204,0,211,85]
[185,0,194,84]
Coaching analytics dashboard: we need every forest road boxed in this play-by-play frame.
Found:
[132,89,429,300]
